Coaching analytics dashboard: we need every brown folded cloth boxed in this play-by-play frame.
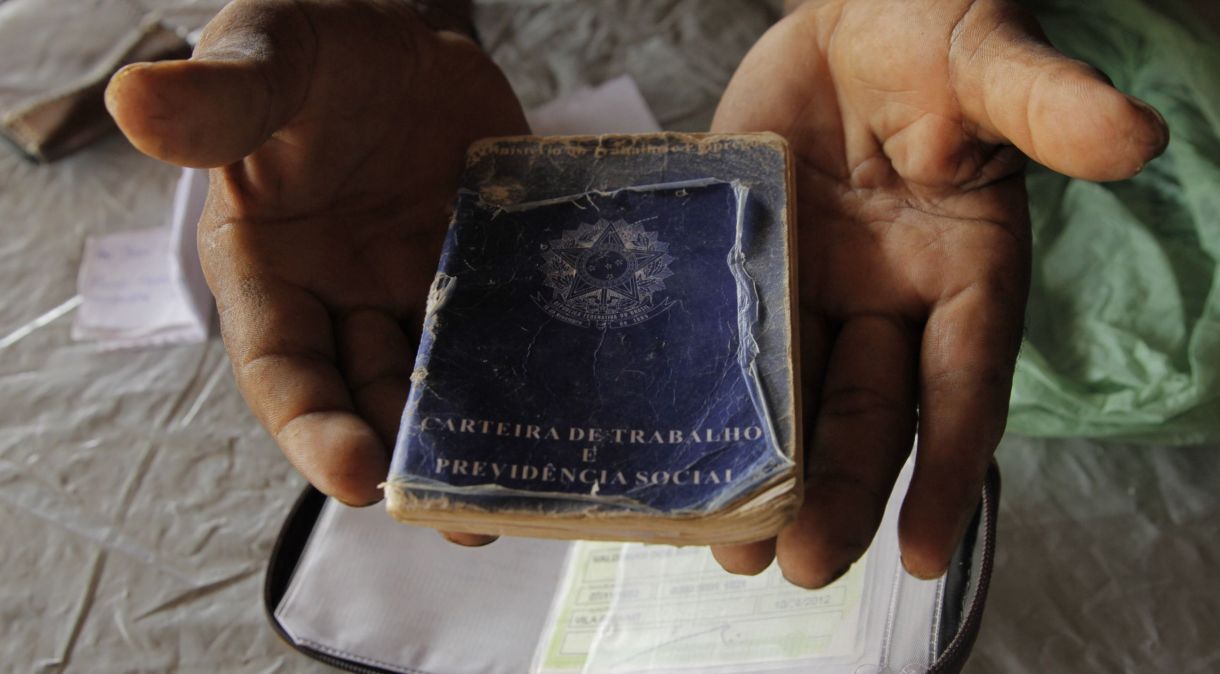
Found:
[0,0,189,162]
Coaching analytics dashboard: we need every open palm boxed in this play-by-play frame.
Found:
[107,0,528,515]
[710,0,1167,585]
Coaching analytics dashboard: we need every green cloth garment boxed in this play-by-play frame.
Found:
[1011,0,1220,442]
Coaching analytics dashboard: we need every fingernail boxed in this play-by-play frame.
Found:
[1127,96,1170,152]
[335,495,382,508]
[900,553,946,581]
[107,62,148,89]
[781,562,852,590]
[1128,96,1167,128]
[823,563,852,586]
[441,532,499,547]
[105,63,156,118]
[104,68,132,116]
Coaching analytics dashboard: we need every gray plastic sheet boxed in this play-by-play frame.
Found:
[1,1,1217,673]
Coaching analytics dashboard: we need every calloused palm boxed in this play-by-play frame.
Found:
[709,0,1167,585]
[106,0,527,534]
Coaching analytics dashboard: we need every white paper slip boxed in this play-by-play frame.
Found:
[531,461,939,674]
[534,542,868,674]
[527,75,662,135]
[533,542,869,674]
[72,167,212,349]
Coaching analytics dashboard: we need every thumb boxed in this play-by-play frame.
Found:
[954,4,1168,182]
[104,0,314,168]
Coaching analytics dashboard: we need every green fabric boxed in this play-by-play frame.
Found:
[1010,0,1220,442]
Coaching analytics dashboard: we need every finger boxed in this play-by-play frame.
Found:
[712,307,830,576]
[901,281,1024,579]
[335,309,498,545]
[952,2,1168,181]
[214,272,388,507]
[337,308,416,447]
[710,12,848,173]
[777,315,917,589]
[104,0,314,167]
[712,539,776,576]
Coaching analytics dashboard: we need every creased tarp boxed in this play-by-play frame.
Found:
[980,435,1220,674]
[1,1,1218,673]
[1010,0,1220,443]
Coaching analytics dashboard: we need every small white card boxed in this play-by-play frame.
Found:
[73,168,212,349]
[527,75,662,135]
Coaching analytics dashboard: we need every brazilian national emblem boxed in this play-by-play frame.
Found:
[534,219,677,329]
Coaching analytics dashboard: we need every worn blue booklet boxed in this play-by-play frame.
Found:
[386,134,799,544]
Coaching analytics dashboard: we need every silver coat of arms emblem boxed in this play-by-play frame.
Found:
[534,219,676,329]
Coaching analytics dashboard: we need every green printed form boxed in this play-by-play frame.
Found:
[533,541,868,674]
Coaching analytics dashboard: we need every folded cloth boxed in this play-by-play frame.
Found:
[1012,0,1220,443]
[0,0,189,162]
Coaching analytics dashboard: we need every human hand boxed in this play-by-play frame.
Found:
[105,0,528,534]
[710,0,1167,585]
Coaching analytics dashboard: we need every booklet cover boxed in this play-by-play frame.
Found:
[385,134,799,543]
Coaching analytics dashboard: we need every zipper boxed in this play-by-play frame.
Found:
[263,485,410,674]
[265,467,1002,674]
[928,461,1001,674]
